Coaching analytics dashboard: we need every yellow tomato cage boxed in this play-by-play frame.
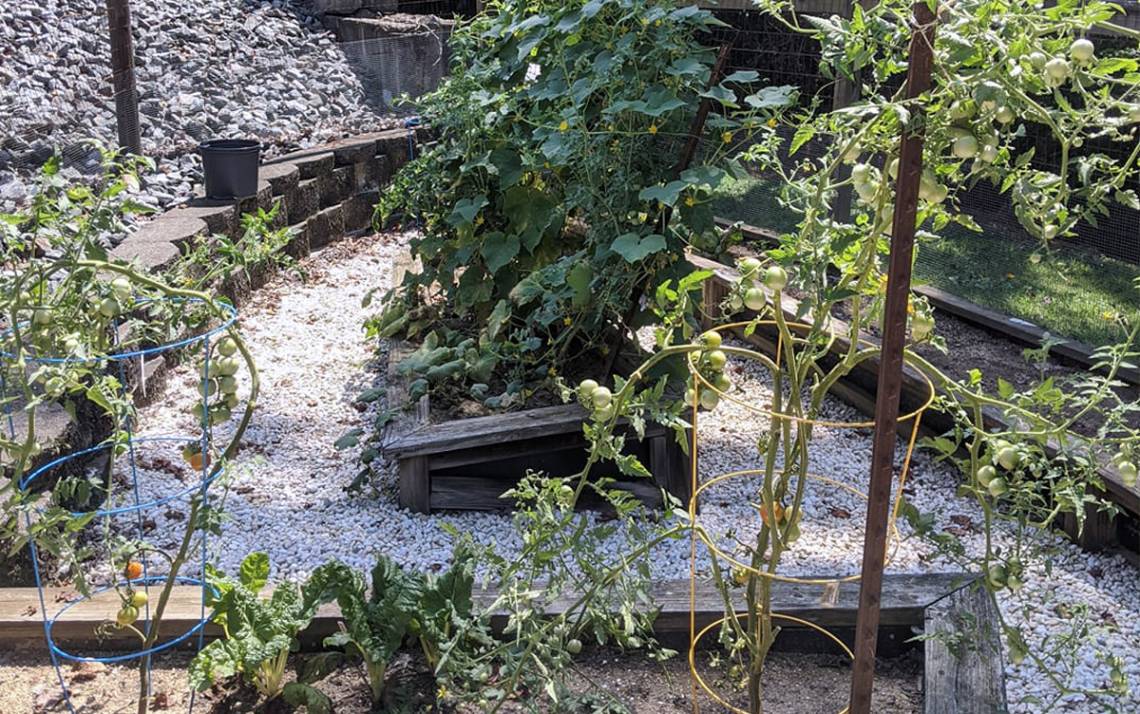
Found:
[683,321,935,713]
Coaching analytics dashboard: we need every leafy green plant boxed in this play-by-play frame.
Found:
[189,553,333,711]
[305,548,477,706]
[171,203,298,291]
[373,0,798,404]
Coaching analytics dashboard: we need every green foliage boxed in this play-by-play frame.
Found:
[170,203,298,290]
[305,549,477,705]
[375,0,796,397]
[190,553,330,708]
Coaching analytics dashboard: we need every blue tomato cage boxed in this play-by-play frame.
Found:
[2,295,242,713]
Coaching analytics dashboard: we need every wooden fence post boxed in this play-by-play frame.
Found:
[105,0,143,156]
[848,3,938,712]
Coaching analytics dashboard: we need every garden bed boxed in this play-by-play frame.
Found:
[6,230,1137,712]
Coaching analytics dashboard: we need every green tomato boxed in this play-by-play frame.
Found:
[594,404,615,421]
[223,393,240,409]
[979,144,999,164]
[591,386,612,409]
[987,564,1008,590]
[1028,51,1047,70]
[1042,224,1059,240]
[214,357,240,376]
[218,376,238,394]
[1045,57,1071,81]
[886,157,899,180]
[98,297,120,318]
[997,447,1020,471]
[1118,461,1137,487]
[1070,38,1094,64]
[994,106,1016,125]
[851,163,873,183]
[111,278,132,301]
[911,314,935,341]
[739,257,762,277]
[684,388,698,406]
[31,308,52,326]
[714,373,732,392]
[743,287,766,311]
[578,378,598,401]
[217,337,238,357]
[1128,105,1140,124]
[700,389,720,410]
[976,465,997,488]
[763,266,788,291]
[116,605,139,626]
[854,179,878,202]
[988,477,1009,498]
[952,134,979,160]
[566,638,583,655]
[699,330,722,349]
[199,379,217,398]
[129,591,149,608]
[706,350,727,371]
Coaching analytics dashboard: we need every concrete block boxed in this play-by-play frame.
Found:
[308,204,345,249]
[288,178,321,225]
[343,190,379,232]
[238,180,274,218]
[362,154,391,190]
[173,199,239,237]
[322,165,360,207]
[109,237,181,273]
[266,151,335,180]
[131,216,209,253]
[285,220,312,259]
[260,162,300,197]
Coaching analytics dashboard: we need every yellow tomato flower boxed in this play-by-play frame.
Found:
[559,120,569,132]
[684,195,696,207]
[563,316,573,326]
[1005,272,1015,280]
[475,214,484,225]
[648,124,658,135]
[767,118,778,128]
[1102,310,1117,322]
[722,131,734,144]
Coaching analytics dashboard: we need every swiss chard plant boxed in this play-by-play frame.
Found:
[189,553,334,711]
[305,548,478,707]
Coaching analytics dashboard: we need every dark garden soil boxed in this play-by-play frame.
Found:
[0,643,922,713]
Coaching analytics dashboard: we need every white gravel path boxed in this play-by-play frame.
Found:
[113,231,1139,713]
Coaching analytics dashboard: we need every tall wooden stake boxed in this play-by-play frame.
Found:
[106,0,142,156]
[848,4,937,713]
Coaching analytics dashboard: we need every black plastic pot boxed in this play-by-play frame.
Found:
[199,139,261,200]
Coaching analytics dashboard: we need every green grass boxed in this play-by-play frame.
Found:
[711,176,1140,348]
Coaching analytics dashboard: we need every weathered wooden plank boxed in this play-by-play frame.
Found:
[398,455,430,513]
[388,403,596,458]
[0,573,971,646]
[924,582,1009,713]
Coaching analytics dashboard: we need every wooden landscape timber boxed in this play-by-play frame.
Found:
[0,572,1005,710]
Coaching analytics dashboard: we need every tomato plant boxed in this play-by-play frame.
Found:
[0,146,260,714]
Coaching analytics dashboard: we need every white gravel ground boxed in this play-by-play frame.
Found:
[99,231,1140,713]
